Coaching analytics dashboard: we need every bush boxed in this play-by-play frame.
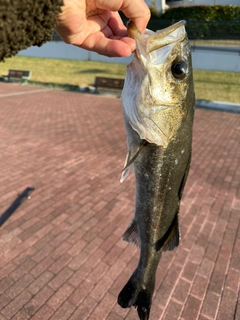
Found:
[159,5,240,21]
[147,5,240,39]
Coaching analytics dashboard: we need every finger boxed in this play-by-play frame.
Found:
[108,12,128,37]
[95,0,150,32]
[79,32,135,57]
[121,0,151,32]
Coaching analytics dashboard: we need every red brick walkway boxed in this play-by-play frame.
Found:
[0,83,239,320]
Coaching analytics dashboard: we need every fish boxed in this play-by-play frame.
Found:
[117,20,195,320]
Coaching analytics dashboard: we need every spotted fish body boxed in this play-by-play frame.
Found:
[118,21,195,320]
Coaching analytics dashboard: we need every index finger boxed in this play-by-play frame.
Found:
[96,0,150,33]
[121,0,151,32]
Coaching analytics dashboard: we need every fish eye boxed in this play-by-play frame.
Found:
[171,61,188,80]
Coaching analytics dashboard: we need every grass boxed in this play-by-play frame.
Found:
[1,56,240,103]
[0,56,126,87]
[193,70,240,103]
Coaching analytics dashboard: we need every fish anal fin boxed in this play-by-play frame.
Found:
[154,213,180,252]
[162,214,180,252]
[122,219,140,248]
[178,154,191,200]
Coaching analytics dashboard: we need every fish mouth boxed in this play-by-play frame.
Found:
[127,20,187,57]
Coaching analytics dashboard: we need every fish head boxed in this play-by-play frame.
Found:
[122,21,195,147]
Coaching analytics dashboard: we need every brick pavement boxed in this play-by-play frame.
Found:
[0,82,239,320]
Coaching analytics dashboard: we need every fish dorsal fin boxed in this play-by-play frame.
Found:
[122,219,140,248]
[120,140,148,183]
[162,213,180,252]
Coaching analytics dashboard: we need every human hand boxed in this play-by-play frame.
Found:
[55,0,150,57]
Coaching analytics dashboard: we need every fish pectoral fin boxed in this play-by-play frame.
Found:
[122,219,140,248]
[120,150,132,183]
[120,140,148,183]
[162,213,180,252]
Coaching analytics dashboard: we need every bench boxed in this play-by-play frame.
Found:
[94,77,124,91]
[4,69,32,82]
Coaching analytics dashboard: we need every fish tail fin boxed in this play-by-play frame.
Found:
[118,270,154,320]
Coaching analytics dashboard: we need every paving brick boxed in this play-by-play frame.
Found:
[88,260,109,285]
[197,257,215,278]
[8,258,36,282]
[27,271,54,295]
[102,244,123,266]
[23,286,54,317]
[5,273,34,299]
[208,255,229,295]
[68,280,93,307]
[0,263,16,281]
[201,291,220,319]
[67,251,89,271]
[163,263,182,286]
[190,274,209,300]
[204,241,220,262]
[225,267,239,292]
[82,236,104,254]
[29,256,55,278]
[48,267,74,291]
[47,283,74,311]
[11,308,31,320]
[30,305,54,320]
[68,296,98,320]
[181,294,202,320]
[147,303,164,320]
[0,277,15,295]
[154,281,174,309]
[50,231,71,248]
[31,244,54,263]
[161,298,183,320]
[108,303,130,319]
[48,253,72,274]
[172,246,189,268]
[216,287,237,320]
[172,277,191,304]
[181,260,199,282]
[107,258,126,280]
[50,241,73,260]
[88,292,115,319]
[106,311,124,320]
[49,300,76,320]
[1,290,32,319]
[198,315,213,320]
[0,293,11,310]
[0,85,240,320]
[89,275,113,301]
